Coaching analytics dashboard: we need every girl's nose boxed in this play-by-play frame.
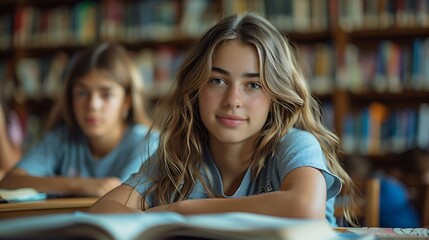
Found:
[88,93,102,110]
[223,85,243,109]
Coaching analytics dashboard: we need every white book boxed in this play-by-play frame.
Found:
[0,212,367,240]
[0,188,46,203]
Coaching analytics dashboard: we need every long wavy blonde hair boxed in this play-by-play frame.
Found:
[146,12,357,225]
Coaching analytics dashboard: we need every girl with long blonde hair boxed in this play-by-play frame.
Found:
[90,13,357,226]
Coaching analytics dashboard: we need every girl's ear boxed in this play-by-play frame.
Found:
[122,95,132,120]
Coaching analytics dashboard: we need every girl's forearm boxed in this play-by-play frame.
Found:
[0,171,120,197]
[88,200,140,214]
[0,172,80,194]
[147,191,326,219]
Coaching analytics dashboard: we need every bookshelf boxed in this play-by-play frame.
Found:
[333,0,429,160]
[0,0,428,166]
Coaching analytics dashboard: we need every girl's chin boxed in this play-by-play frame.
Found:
[81,127,104,138]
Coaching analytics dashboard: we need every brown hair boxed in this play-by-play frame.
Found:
[46,42,151,131]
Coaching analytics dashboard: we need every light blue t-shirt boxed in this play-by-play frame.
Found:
[17,124,159,181]
[125,128,341,226]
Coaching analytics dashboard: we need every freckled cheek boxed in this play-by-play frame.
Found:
[199,98,216,124]
[200,91,221,109]
[249,97,271,114]
[249,93,267,103]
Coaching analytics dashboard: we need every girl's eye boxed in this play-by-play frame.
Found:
[74,89,88,97]
[248,82,262,89]
[209,77,226,85]
[101,91,113,99]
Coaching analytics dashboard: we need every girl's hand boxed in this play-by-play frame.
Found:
[144,199,207,214]
[144,201,182,213]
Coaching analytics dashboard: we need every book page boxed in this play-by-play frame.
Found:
[140,215,335,240]
[0,212,186,240]
[0,212,345,240]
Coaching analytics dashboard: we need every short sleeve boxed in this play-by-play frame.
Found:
[115,125,159,181]
[16,127,65,176]
[276,128,342,200]
[123,153,159,206]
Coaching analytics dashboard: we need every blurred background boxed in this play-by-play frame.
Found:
[0,0,428,227]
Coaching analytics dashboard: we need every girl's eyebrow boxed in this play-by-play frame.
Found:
[73,82,116,91]
[211,67,260,78]
[212,67,229,75]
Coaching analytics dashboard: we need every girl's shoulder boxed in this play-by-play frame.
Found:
[32,124,81,147]
[46,124,76,140]
[281,128,318,145]
[277,128,322,157]
[127,124,160,140]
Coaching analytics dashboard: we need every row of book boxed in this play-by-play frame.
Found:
[0,52,69,102]
[227,0,429,33]
[342,102,429,155]
[338,39,429,93]
[300,43,335,95]
[0,0,218,50]
[338,0,429,31]
[0,0,332,50]
[223,0,329,32]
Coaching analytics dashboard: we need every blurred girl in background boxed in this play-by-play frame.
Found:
[0,43,159,197]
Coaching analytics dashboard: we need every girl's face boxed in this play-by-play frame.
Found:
[198,40,271,146]
[72,70,130,140]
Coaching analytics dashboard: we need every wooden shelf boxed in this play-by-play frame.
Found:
[343,154,396,162]
[286,30,331,43]
[313,93,333,102]
[348,27,429,40]
[12,98,55,114]
[347,91,429,103]
[123,36,198,51]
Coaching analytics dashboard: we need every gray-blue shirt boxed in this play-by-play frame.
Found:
[17,124,159,181]
[125,128,341,226]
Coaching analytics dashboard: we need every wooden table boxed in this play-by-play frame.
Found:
[0,197,98,219]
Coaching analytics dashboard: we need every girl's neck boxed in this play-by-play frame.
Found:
[209,138,254,195]
[88,123,127,159]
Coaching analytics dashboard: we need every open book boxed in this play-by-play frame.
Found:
[0,188,47,203]
[0,212,362,240]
